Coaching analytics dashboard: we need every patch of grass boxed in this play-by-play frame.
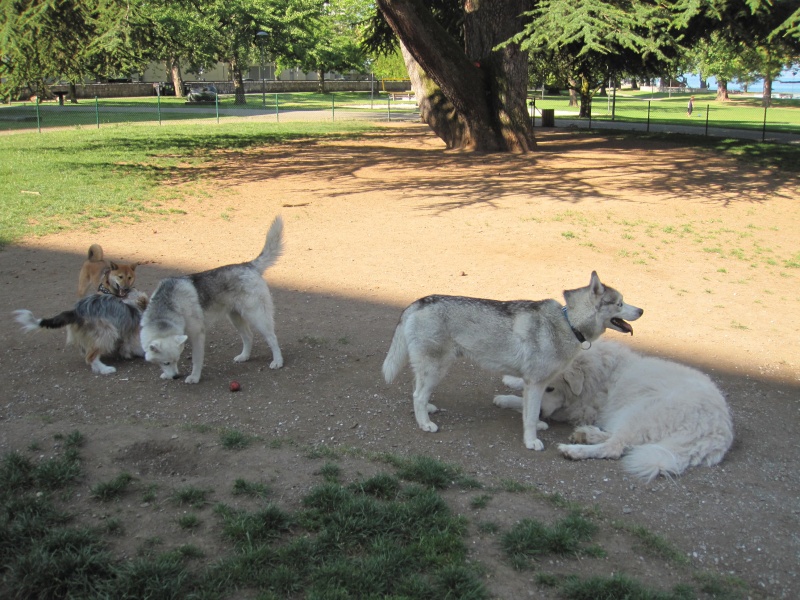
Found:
[693,571,748,599]
[170,486,212,509]
[392,454,461,489]
[0,121,374,247]
[316,462,342,483]
[612,520,689,565]
[501,512,600,569]
[219,429,253,450]
[232,478,271,498]
[470,494,492,509]
[560,573,695,600]
[91,473,134,502]
[176,513,202,530]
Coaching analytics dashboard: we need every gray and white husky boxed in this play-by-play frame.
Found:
[382,272,643,450]
[140,216,284,383]
[14,290,148,375]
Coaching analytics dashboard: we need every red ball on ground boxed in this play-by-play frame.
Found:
[229,381,241,392]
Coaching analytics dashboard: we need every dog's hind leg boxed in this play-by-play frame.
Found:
[86,348,116,375]
[229,312,255,363]
[247,307,283,369]
[409,352,453,433]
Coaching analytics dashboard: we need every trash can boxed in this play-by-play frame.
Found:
[541,108,555,127]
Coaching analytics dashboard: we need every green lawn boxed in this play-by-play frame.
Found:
[0,121,375,247]
[0,91,416,132]
[528,90,800,133]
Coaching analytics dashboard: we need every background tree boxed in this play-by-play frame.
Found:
[512,0,683,118]
[280,0,371,93]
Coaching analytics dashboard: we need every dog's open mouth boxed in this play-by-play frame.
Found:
[610,317,634,335]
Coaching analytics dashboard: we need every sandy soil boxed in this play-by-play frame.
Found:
[1,125,798,598]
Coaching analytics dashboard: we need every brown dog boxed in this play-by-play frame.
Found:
[77,244,138,298]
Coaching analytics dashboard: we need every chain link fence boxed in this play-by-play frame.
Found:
[0,91,421,133]
[3,90,799,144]
[528,94,800,144]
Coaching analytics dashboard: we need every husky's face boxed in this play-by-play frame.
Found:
[144,334,187,379]
[588,271,644,335]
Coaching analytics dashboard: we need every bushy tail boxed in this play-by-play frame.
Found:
[251,216,284,273]
[382,322,409,384]
[14,309,82,332]
[622,432,732,482]
[87,243,104,261]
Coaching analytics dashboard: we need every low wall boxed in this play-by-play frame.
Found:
[50,80,411,99]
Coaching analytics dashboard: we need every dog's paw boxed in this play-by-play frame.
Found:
[569,430,589,444]
[524,431,544,451]
[569,425,608,444]
[493,394,523,411]
[269,358,283,369]
[537,420,549,431]
[502,375,524,390]
[427,403,438,414]
[184,374,201,384]
[558,443,586,460]
[94,365,116,375]
[420,422,439,433]
[233,353,250,363]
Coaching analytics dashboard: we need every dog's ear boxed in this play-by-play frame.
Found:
[148,341,162,352]
[563,367,585,396]
[174,335,188,345]
[589,271,604,296]
[130,263,137,272]
[109,261,119,270]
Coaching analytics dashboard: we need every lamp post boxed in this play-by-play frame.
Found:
[256,31,268,108]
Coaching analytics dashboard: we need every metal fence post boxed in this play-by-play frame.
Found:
[215,93,219,124]
[387,96,391,121]
[646,101,650,133]
[332,94,335,122]
[762,106,767,142]
[35,97,41,133]
[95,96,99,129]
[157,87,162,125]
[275,94,279,123]
[705,105,709,136]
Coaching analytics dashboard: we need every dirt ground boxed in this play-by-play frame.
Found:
[1,125,799,598]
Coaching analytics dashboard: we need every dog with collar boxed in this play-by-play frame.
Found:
[77,244,138,298]
[382,272,643,450]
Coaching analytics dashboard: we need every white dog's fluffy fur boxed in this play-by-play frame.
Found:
[494,340,733,481]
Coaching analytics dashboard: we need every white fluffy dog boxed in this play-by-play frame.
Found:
[494,340,734,481]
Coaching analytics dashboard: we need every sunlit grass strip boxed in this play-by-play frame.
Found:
[0,121,375,247]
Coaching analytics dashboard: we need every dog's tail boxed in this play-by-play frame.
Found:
[622,431,733,482]
[382,321,409,384]
[14,309,83,332]
[87,243,104,262]
[250,216,284,274]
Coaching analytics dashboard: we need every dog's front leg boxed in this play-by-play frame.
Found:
[521,382,547,450]
[185,330,205,384]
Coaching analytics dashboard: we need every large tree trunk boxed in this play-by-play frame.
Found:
[400,43,465,148]
[168,58,184,97]
[317,70,325,94]
[376,0,534,152]
[68,82,78,103]
[716,78,729,102]
[762,75,773,108]
[230,57,246,105]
